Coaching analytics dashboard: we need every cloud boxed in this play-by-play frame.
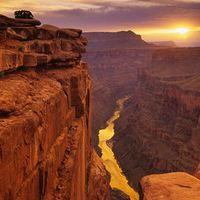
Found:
[31,0,200,32]
[0,0,200,33]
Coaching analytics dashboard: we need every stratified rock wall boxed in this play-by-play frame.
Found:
[0,15,109,200]
[112,47,200,190]
[83,31,152,50]
[82,31,158,154]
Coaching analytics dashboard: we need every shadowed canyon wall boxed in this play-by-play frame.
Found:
[82,31,159,154]
[112,47,200,193]
[0,15,109,200]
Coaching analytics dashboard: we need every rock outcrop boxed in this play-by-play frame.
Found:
[0,15,109,200]
[112,47,200,191]
[149,41,177,47]
[0,17,87,72]
[0,14,41,27]
[139,172,200,200]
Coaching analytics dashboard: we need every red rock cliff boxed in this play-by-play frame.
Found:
[112,47,200,192]
[0,15,109,200]
[82,31,158,155]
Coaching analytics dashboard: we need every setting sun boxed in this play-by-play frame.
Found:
[138,27,190,35]
[173,28,190,35]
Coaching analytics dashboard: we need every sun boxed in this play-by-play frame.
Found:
[173,28,190,35]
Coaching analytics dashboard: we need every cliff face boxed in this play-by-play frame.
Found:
[82,31,158,153]
[83,31,152,50]
[0,15,109,200]
[112,47,200,190]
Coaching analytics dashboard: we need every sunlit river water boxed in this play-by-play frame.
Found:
[98,96,139,200]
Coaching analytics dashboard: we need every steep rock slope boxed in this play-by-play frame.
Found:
[83,31,158,153]
[112,47,200,190]
[0,14,109,200]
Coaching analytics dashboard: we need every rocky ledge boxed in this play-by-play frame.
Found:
[0,14,109,200]
[140,172,200,200]
[0,14,88,73]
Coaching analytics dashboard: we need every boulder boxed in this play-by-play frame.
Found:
[72,40,86,53]
[12,27,37,40]
[59,28,79,38]
[39,24,62,40]
[37,54,50,64]
[41,25,80,38]
[51,51,80,62]
[12,18,41,27]
[23,53,37,67]
[41,24,59,31]
[80,61,88,70]
[0,50,23,72]
[140,172,200,200]
[7,27,27,40]
[79,35,88,46]
[37,27,58,40]
[66,28,82,36]
[61,39,72,52]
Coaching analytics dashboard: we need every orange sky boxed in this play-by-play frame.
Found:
[0,0,200,46]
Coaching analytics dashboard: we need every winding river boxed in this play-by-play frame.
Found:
[98,96,139,200]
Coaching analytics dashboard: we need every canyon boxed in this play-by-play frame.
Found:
[112,47,200,196]
[1,12,200,199]
[84,30,200,199]
[0,15,109,200]
[83,31,160,155]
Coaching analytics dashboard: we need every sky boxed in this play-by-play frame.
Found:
[1,0,200,46]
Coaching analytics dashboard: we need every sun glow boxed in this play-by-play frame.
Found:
[172,28,189,35]
[138,27,191,35]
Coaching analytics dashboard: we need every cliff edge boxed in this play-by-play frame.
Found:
[0,14,109,200]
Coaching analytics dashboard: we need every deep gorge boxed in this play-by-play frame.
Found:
[112,48,200,191]
[84,31,200,199]
[98,96,139,200]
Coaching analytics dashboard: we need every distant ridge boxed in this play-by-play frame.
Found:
[150,41,177,47]
[83,30,154,50]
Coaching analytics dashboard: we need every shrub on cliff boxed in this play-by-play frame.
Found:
[14,10,34,19]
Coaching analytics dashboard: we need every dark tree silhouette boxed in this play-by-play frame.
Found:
[14,10,34,19]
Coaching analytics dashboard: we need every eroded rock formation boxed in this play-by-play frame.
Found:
[0,15,109,200]
[0,14,87,72]
[83,31,153,50]
[82,31,159,154]
[112,47,200,191]
[139,172,200,200]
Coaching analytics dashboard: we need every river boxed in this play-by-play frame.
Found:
[98,96,139,200]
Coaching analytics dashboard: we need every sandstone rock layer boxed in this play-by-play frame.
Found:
[0,15,109,200]
[112,47,200,190]
[140,172,200,200]
[82,31,159,154]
